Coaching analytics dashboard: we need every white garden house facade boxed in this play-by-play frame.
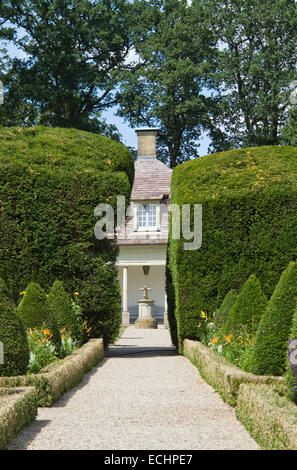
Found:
[116,128,172,326]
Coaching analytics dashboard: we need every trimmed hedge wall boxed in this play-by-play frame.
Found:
[0,338,104,406]
[167,145,297,350]
[184,339,285,406]
[0,126,133,345]
[0,387,37,449]
[236,384,297,450]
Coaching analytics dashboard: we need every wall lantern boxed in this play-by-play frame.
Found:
[142,265,150,276]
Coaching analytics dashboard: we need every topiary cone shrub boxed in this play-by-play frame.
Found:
[216,289,237,327]
[47,280,79,341]
[251,261,297,376]
[286,305,297,403]
[225,274,267,336]
[17,282,61,355]
[0,278,29,376]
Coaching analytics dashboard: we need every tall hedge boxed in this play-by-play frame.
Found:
[0,278,29,376]
[17,283,61,355]
[0,126,133,345]
[225,275,267,335]
[216,289,237,327]
[250,261,297,376]
[167,146,297,350]
[47,280,79,338]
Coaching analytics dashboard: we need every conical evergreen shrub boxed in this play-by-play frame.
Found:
[225,275,267,335]
[216,289,237,327]
[47,280,79,339]
[286,304,297,403]
[0,278,29,376]
[250,261,297,376]
[17,282,61,355]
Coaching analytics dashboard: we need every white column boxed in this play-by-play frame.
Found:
[164,291,169,328]
[122,266,130,325]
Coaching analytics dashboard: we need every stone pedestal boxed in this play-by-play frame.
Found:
[135,299,158,329]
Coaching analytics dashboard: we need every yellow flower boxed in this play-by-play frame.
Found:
[224,334,233,343]
[45,294,49,297]
[19,290,26,295]
[211,337,218,344]
[74,291,79,296]
[200,311,206,319]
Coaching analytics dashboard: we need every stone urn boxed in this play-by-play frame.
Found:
[135,286,158,329]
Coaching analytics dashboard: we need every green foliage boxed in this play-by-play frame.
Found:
[17,283,61,355]
[199,312,254,372]
[216,289,237,326]
[0,0,132,131]
[167,145,297,350]
[281,106,297,147]
[0,126,133,345]
[0,278,29,376]
[251,261,297,376]
[118,0,215,167]
[225,275,267,336]
[27,329,58,374]
[203,0,297,151]
[47,281,79,340]
[27,327,78,372]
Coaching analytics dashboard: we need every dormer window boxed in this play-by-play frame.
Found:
[135,203,160,231]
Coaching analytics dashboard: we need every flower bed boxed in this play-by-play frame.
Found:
[0,387,37,449]
[0,339,104,406]
[184,339,285,405]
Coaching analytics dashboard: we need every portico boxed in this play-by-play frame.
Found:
[116,128,172,326]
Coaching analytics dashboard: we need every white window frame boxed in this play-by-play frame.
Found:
[134,201,161,232]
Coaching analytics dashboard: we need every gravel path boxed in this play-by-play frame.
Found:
[8,326,258,450]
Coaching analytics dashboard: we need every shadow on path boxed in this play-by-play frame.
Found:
[106,346,177,357]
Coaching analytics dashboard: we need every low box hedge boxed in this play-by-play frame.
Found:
[236,384,297,450]
[184,339,285,406]
[0,338,104,406]
[0,387,37,449]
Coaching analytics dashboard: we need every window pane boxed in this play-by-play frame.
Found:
[137,203,157,228]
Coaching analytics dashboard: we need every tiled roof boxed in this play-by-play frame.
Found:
[131,159,172,200]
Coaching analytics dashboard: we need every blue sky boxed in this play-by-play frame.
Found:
[6,41,211,155]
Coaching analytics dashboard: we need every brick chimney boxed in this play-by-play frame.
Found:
[135,128,158,160]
